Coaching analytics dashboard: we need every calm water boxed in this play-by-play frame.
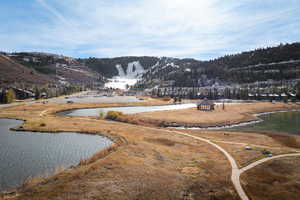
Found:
[62,103,196,116]
[228,111,300,134]
[0,118,112,191]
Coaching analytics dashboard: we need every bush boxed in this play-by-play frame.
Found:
[105,111,123,120]
[3,89,16,104]
[98,110,106,119]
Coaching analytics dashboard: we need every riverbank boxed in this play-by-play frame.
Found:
[0,100,300,200]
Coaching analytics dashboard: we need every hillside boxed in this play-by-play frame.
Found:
[5,52,105,87]
[135,43,300,88]
[0,54,52,87]
[80,56,159,77]
[76,43,300,89]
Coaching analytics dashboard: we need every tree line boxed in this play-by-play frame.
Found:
[0,86,84,104]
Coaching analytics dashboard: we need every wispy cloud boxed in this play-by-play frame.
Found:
[36,0,68,24]
[1,0,299,59]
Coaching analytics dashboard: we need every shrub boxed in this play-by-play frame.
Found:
[105,111,123,120]
[3,89,16,104]
[98,110,106,119]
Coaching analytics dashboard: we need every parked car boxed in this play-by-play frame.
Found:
[262,150,272,157]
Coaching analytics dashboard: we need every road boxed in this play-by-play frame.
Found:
[0,91,143,109]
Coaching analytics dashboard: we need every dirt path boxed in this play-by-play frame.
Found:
[166,130,300,200]
[164,129,249,200]
[39,109,48,116]
[213,140,300,151]
[239,153,300,173]
[164,130,300,200]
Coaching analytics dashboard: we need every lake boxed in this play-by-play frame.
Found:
[0,118,112,191]
[62,103,196,116]
[228,110,300,134]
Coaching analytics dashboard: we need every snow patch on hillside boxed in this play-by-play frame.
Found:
[116,64,126,77]
[151,62,159,69]
[126,61,144,78]
[105,61,145,90]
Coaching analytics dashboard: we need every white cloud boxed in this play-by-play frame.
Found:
[3,0,300,59]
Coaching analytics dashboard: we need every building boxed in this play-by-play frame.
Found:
[197,99,215,111]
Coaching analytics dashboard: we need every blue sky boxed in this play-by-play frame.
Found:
[1,0,300,60]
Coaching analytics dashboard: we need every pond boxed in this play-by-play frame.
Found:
[0,118,112,191]
[227,110,300,135]
[62,103,196,116]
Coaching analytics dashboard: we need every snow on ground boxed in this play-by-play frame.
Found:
[105,77,138,90]
[105,61,145,90]
[127,61,144,78]
[116,64,126,77]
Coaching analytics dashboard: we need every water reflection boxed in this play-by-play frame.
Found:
[62,104,196,116]
[0,118,112,191]
[229,111,300,134]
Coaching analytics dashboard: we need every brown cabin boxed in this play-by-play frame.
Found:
[197,100,215,111]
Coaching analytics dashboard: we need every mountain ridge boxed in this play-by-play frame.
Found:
[1,42,300,90]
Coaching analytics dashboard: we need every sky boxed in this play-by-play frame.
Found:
[0,0,300,60]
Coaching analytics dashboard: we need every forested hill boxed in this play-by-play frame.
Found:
[210,43,300,68]
[136,43,300,88]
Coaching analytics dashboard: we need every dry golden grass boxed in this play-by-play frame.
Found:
[178,129,300,168]
[241,157,300,200]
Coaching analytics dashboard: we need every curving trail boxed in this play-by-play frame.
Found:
[239,153,300,174]
[39,109,49,116]
[141,126,300,200]
[166,130,249,200]
[167,130,300,200]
